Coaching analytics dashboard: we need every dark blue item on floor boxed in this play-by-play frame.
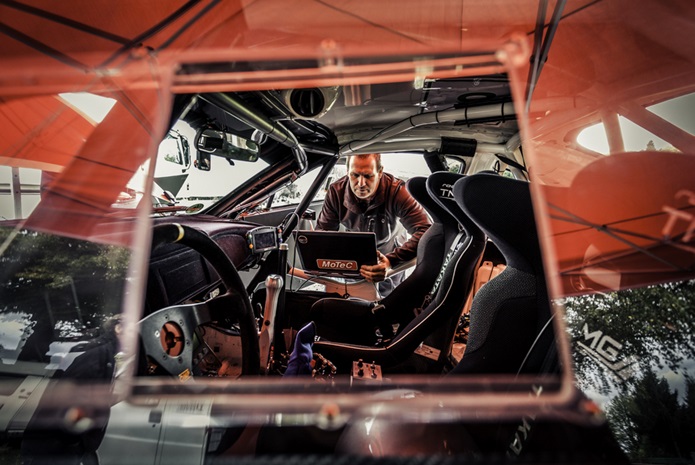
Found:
[284,322,316,376]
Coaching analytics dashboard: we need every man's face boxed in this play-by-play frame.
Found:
[348,156,382,200]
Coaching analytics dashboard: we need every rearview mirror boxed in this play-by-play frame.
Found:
[195,128,259,165]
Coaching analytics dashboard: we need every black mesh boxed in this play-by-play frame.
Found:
[464,267,535,354]
[451,174,556,375]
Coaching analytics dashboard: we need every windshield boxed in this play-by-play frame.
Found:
[150,120,270,212]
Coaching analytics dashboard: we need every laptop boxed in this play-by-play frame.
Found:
[293,230,378,278]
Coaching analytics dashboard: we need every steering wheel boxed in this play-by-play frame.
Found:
[139,223,260,378]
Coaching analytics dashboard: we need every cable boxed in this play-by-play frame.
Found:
[295,274,321,293]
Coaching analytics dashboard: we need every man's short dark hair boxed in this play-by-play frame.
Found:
[347,153,382,172]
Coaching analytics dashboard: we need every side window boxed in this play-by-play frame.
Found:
[270,166,325,208]
[0,228,128,375]
[0,167,42,220]
[648,92,695,135]
[576,93,693,155]
[380,153,431,181]
[2,92,117,220]
[577,115,675,154]
[544,130,695,462]
[564,280,695,461]
[444,157,466,174]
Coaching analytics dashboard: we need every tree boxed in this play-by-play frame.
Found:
[563,280,695,395]
[677,377,695,459]
[564,281,695,461]
[0,228,129,290]
[1,227,129,362]
[605,371,695,461]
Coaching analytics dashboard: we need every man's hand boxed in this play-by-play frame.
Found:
[360,250,391,282]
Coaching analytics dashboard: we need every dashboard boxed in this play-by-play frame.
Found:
[145,215,269,315]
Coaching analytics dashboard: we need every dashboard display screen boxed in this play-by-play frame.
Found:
[248,227,278,253]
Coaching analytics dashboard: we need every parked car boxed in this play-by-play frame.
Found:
[1,1,694,464]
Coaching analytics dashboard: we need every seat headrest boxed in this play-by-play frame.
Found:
[406,176,453,225]
[426,172,483,239]
[454,173,542,273]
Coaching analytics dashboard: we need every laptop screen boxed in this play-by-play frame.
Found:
[293,230,378,277]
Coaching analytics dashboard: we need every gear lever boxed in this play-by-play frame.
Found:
[259,274,283,373]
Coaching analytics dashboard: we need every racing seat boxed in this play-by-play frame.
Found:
[311,172,486,373]
[450,173,556,374]
[309,175,460,346]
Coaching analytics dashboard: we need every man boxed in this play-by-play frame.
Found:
[316,153,431,294]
